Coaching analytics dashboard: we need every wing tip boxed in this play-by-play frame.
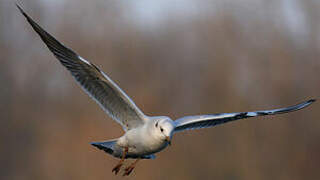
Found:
[307,99,316,104]
[303,99,316,107]
[304,99,317,107]
[294,99,316,111]
[16,3,39,31]
[16,3,27,18]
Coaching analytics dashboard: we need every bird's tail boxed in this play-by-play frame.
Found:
[90,140,117,155]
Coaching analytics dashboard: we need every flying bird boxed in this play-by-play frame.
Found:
[17,4,316,176]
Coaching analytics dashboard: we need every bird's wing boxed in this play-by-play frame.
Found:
[174,99,315,133]
[17,5,147,131]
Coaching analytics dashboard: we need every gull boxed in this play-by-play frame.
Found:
[17,4,316,176]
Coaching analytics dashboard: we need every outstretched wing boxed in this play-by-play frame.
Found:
[174,99,315,133]
[17,5,147,131]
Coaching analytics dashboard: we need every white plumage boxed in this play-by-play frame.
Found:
[17,4,315,176]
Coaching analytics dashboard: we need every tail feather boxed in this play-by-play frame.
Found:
[90,140,116,155]
[90,140,156,159]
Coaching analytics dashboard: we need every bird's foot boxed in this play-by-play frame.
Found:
[112,163,122,175]
[123,166,135,176]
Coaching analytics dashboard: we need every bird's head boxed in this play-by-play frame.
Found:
[153,116,174,145]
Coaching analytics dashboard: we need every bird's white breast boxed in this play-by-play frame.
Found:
[118,126,168,156]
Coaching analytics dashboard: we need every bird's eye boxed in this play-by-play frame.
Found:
[160,127,164,132]
[155,122,158,127]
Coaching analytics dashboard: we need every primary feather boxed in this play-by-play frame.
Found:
[174,99,315,133]
[17,4,147,131]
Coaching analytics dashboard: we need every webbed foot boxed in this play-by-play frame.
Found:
[123,166,135,176]
[122,158,140,176]
[112,163,122,175]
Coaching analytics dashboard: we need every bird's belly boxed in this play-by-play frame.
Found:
[112,141,166,159]
[127,136,168,157]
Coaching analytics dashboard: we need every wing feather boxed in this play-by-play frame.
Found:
[174,99,315,133]
[17,5,147,131]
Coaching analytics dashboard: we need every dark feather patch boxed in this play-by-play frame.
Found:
[174,99,316,132]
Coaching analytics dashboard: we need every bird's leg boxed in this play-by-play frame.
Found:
[112,147,128,175]
[123,158,140,176]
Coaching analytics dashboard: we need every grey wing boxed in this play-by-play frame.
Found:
[174,99,315,133]
[18,5,147,131]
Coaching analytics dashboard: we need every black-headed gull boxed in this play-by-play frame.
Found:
[17,4,316,176]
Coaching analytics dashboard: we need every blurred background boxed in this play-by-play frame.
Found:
[1,0,319,179]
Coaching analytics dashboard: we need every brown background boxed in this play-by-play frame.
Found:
[1,0,319,179]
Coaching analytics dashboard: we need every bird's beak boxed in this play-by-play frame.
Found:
[166,136,171,146]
